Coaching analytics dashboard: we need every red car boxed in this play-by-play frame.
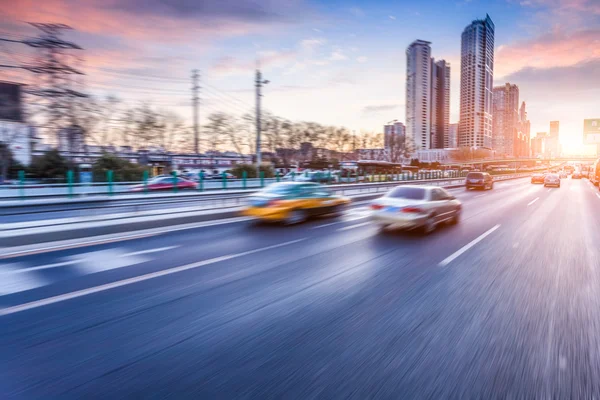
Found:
[130,176,197,192]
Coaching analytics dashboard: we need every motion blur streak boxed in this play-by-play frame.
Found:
[2,178,600,398]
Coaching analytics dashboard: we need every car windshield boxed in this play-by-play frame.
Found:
[467,173,483,179]
[386,187,426,200]
[547,174,558,178]
[260,183,296,195]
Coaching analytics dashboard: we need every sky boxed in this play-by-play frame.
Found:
[1,0,599,154]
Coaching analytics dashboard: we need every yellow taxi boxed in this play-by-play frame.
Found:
[242,182,351,224]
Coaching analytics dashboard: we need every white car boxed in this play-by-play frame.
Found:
[544,173,560,187]
[370,185,462,234]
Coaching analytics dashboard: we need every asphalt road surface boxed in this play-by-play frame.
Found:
[2,177,600,398]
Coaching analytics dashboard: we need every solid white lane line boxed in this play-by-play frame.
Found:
[439,224,501,267]
[0,232,158,260]
[596,193,600,200]
[13,260,78,273]
[528,197,539,206]
[0,238,306,317]
[0,217,251,260]
[337,221,372,231]
[475,194,487,198]
[7,246,178,274]
[122,246,179,257]
[547,188,552,192]
[0,264,50,295]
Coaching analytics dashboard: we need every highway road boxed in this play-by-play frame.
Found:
[2,177,600,398]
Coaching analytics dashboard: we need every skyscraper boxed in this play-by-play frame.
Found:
[519,102,531,157]
[546,121,560,157]
[458,14,495,149]
[492,83,519,157]
[448,123,459,148]
[432,60,451,149]
[531,132,548,158]
[406,40,432,151]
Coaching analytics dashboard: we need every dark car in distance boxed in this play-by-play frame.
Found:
[465,172,494,190]
[572,172,582,179]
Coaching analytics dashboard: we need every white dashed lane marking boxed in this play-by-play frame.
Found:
[0,246,179,296]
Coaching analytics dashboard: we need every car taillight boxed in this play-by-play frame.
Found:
[401,207,423,213]
[370,203,384,210]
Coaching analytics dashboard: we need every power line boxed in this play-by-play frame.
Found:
[91,67,189,82]
[88,82,189,94]
[203,82,252,108]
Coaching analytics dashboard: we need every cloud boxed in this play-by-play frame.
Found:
[104,0,304,22]
[0,0,309,43]
[313,28,322,33]
[329,50,348,61]
[389,15,396,20]
[501,59,600,144]
[501,58,600,93]
[210,50,297,75]
[300,38,325,51]
[362,104,399,114]
[517,0,600,14]
[356,56,368,63]
[348,7,365,17]
[495,28,600,77]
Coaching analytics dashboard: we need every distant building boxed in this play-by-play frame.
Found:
[492,83,520,157]
[57,125,86,155]
[414,148,454,163]
[431,59,451,149]
[448,123,458,148]
[531,132,547,157]
[0,120,33,166]
[357,148,388,161]
[550,121,559,137]
[459,14,495,149]
[519,102,531,157]
[406,40,432,151]
[384,121,406,149]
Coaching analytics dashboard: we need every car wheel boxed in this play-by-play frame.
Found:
[284,209,306,225]
[421,215,436,235]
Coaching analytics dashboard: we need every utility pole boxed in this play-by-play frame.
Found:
[255,69,269,175]
[192,69,200,155]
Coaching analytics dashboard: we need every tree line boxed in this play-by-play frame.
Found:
[44,95,386,160]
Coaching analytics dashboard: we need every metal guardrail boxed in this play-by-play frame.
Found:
[0,170,532,200]
[0,173,533,217]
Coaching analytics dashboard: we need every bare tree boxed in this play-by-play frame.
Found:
[155,110,189,153]
[227,113,254,156]
[203,112,233,165]
[328,127,351,161]
[132,103,161,150]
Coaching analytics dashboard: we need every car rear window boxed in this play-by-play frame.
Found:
[466,172,483,179]
[386,187,426,200]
